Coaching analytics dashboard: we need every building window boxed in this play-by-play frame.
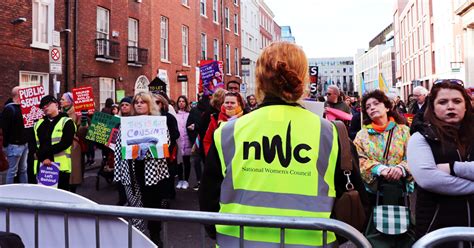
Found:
[234,48,239,76]
[234,0,238,6]
[182,25,189,65]
[128,18,139,62]
[99,78,115,110]
[181,0,189,6]
[200,0,206,16]
[19,71,49,95]
[212,0,218,23]
[96,7,109,39]
[225,44,230,74]
[234,14,239,34]
[160,16,169,61]
[225,8,230,30]
[201,33,207,60]
[213,39,219,60]
[32,0,54,49]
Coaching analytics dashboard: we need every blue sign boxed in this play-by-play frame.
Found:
[37,162,60,188]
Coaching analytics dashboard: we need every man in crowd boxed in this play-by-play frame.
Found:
[226,81,241,93]
[33,95,75,190]
[324,85,351,114]
[119,96,133,116]
[409,86,428,114]
[2,86,28,184]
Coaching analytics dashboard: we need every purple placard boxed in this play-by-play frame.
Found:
[37,162,60,188]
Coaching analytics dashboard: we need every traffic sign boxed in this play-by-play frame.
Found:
[241,69,250,76]
[49,46,62,75]
[241,58,251,65]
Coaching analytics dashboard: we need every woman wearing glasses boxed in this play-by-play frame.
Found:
[408,80,474,243]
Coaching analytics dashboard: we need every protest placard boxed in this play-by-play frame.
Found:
[85,112,121,149]
[37,162,60,188]
[18,85,45,128]
[120,116,169,159]
[302,100,325,117]
[73,86,95,115]
[199,60,224,96]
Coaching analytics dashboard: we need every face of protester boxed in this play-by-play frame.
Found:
[365,97,389,122]
[326,88,339,104]
[344,97,351,106]
[227,83,240,93]
[223,96,239,112]
[433,88,466,125]
[42,102,59,118]
[413,89,426,105]
[120,103,132,116]
[134,97,149,115]
[112,107,119,115]
[178,98,186,110]
[60,95,72,109]
[248,96,257,106]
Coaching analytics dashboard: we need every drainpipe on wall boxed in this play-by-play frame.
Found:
[221,0,225,74]
[73,0,78,89]
[65,0,70,92]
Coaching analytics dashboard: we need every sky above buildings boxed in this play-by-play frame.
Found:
[266,0,394,58]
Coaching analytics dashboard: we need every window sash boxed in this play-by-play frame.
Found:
[19,71,49,94]
[32,0,51,44]
[234,48,239,75]
[225,8,229,29]
[201,33,207,60]
[225,44,230,74]
[161,16,169,60]
[128,18,138,47]
[97,7,109,39]
[234,14,238,34]
[182,26,189,65]
[200,0,206,16]
[213,39,219,61]
[99,78,116,110]
[212,0,218,23]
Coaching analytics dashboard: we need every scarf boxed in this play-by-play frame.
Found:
[371,116,395,133]
[219,105,243,123]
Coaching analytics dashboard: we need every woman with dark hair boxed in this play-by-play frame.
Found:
[408,80,474,244]
[244,94,258,112]
[354,90,412,192]
[175,95,192,190]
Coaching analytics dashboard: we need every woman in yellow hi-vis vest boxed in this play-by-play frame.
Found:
[199,42,346,247]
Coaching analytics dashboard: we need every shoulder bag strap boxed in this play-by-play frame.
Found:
[382,128,395,164]
[333,121,355,191]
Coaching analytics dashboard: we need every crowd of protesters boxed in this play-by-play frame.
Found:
[1,43,473,247]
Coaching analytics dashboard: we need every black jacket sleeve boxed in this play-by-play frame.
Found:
[198,140,223,239]
[166,113,180,149]
[1,106,13,147]
[186,108,200,143]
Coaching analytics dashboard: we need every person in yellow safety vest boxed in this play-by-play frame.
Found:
[33,95,76,191]
[199,42,355,247]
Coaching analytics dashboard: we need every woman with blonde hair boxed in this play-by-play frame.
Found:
[113,92,170,246]
[199,42,345,247]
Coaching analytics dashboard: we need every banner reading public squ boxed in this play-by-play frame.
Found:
[85,112,121,149]
[199,60,224,96]
[18,85,45,128]
[73,86,95,115]
[120,116,169,160]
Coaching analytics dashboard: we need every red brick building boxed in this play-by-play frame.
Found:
[0,0,241,106]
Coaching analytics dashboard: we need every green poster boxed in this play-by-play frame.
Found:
[116,90,125,103]
[85,112,121,148]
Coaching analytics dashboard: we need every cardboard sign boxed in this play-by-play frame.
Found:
[73,86,95,115]
[85,112,121,149]
[200,60,224,96]
[302,100,325,117]
[37,162,60,188]
[18,86,45,128]
[120,116,169,159]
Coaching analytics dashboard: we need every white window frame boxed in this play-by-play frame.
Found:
[212,0,219,24]
[160,16,169,61]
[128,18,138,47]
[200,0,206,17]
[182,25,189,66]
[213,39,219,61]
[181,0,189,7]
[181,81,188,96]
[32,0,55,49]
[225,8,230,30]
[99,77,116,110]
[234,48,239,76]
[234,0,238,6]
[201,33,207,60]
[19,71,49,95]
[96,7,109,39]
[225,44,231,75]
[234,14,239,35]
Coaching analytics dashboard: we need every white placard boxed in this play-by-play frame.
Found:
[302,100,325,117]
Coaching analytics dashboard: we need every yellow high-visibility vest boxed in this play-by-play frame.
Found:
[213,105,339,247]
[34,117,74,174]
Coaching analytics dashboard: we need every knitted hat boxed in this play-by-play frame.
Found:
[120,96,133,105]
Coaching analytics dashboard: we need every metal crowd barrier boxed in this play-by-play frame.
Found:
[413,227,474,248]
[0,197,371,248]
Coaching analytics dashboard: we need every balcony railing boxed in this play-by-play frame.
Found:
[95,38,120,60]
[127,46,148,65]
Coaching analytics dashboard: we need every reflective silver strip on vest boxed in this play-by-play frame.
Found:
[315,119,334,197]
[219,118,335,213]
[217,233,335,248]
[52,137,62,143]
